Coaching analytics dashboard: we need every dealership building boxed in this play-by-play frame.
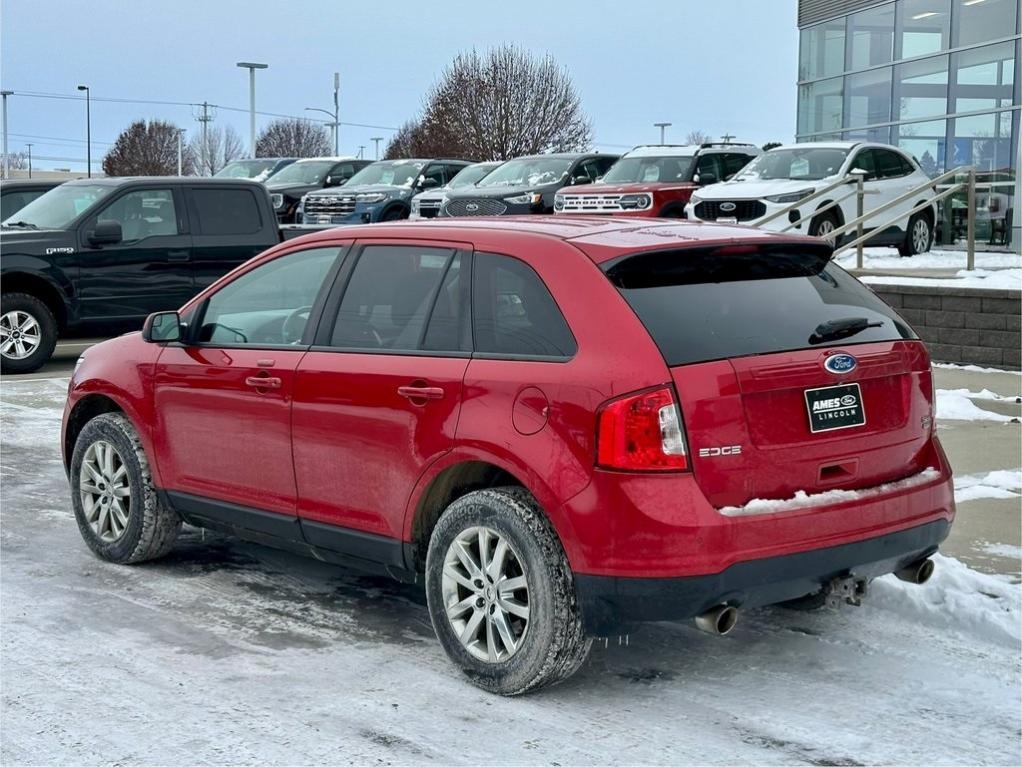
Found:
[796,0,1020,249]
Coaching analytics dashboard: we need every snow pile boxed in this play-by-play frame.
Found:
[934,362,1022,376]
[981,542,1022,560]
[954,469,1022,502]
[719,468,939,517]
[939,387,1015,402]
[836,247,1021,271]
[871,553,1022,648]
[936,389,1018,423]
[861,267,1022,290]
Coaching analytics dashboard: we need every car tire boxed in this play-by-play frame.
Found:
[425,487,592,696]
[0,292,58,374]
[381,207,406,222]
[70,412,181,564]
[808,210,840,243]
[899,212,932,257]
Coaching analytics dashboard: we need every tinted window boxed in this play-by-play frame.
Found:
[423,254,469,352]
[328,163,356,182]
[198,247,340,346]
[191,188,263,235]
[330,246,456,351]
[98,189,179,241]
[695,154,723,182]
[850,149,877,179]
[473,253,576,358]
[605,245,914,367]
[875,149,909,179]
[722,153,755,177]
[1,190,46,220]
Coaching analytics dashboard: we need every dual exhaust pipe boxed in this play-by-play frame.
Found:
[692,556,934,636]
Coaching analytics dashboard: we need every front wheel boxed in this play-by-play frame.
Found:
[425,487,591,695]
[899,212,932,257]
[809,210,839,243]
[0,293,58,374]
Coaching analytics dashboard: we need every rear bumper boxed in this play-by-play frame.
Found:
[575,518,949,635]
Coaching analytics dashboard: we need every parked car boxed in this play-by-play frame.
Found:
[554,143,759,217]
[299,159,471,225]
[1,177,280,373]
[440,153,619,216]
[62,217,953,695]
[1,179,64,221]
[686,142,937,255]
[409,160,502,220]
[214,158,297,182]
[267,157,372,224]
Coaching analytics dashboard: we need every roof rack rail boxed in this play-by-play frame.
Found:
[700,142,757,149]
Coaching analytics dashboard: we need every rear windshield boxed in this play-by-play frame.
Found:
[605,245,915,366]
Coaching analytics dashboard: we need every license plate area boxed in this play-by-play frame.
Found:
[715,216,738,224]
[804,383,866,433]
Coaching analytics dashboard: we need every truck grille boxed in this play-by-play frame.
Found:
[303,194,355,222]
[444,198,508,217]
[694,200,765,222]
[558,193,626,213]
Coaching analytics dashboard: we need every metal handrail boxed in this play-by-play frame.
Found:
[749,174,855,228]
[779,189,858,233]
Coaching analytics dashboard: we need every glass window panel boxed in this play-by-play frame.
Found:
[893,119,948,176]
[798,77,844,135]
[843,126,892,144]
[899,0,951,57]
[955,0,1018,48]
[896,55,949,121]
[848,3,895,70]
[952,41,1015,115]
[846,67,893,128]
[799,20,845,80]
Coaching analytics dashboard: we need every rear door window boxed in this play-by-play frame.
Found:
[191,187,263,235]
[605,244,914,366]
[472,253,576,358]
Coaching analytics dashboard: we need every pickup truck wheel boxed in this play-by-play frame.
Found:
[71,413,181,564]
[0,293,58,374]
[425,487,591,695]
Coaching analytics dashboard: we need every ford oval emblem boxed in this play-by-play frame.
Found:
[719,201,737,212]
[465,203,479,212]
[824,353,857,375]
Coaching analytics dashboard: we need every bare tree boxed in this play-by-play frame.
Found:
[102,120,193,176]
[685,130,713,146]
[2,152,28,178]
[390,45,591,161]
[190,124,245,176]
[256,119,330,158]
[384,121,424,160]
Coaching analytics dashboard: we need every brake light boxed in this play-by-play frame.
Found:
[596,386,689,471]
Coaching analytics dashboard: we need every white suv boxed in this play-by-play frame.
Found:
[685,142,937,256]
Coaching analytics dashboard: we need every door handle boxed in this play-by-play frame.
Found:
[167,250,190,262]
[397,385,444,401]
[245,375,282,389]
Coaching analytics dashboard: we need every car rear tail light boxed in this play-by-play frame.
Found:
[596,386,689,471]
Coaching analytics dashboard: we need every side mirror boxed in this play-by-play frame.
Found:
[420,177,440,190]
[325,175,348,187]
[695,173,718,186]
[142,311,183,343]
[571,175,591,185]
[88,220,122,246]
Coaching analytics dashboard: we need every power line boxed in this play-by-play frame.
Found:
[7,131,114,147]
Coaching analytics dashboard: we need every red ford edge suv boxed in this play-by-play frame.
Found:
[63,217,954,695]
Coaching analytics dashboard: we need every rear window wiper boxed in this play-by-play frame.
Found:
[2,220,39,230]
[809,316,882,345]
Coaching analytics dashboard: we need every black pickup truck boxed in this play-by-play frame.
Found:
[1,177,281,373]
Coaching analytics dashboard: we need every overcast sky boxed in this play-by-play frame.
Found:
[1,0,799,171]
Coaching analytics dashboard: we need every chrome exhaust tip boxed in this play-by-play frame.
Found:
[694,604,739,636]
[895,557,935,585]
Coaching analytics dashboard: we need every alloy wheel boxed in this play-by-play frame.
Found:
[441,526,530,663]
[0,310,41,360]
[79,440,131,543]
[912,218,930,253]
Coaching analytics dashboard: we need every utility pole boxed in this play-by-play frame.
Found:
[236,62,268,158]
[194,101,214,175]
[654,122,671,145]
[77,85,91,177]
[371,136,382,159]
[0,90,11,179]
[357,145,365,159]
[721,133,735,144]
[26,143,32,178]
[333,72,340,155]
[176,129,186,175]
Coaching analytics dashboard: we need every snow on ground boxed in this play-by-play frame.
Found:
[982,543,1022,561]
[936,388,1020,423]
[2,378,1021,765]
[935,362,1022,376]
[954,469,1022,503]
[861,267,1022,290]
[835,247,1022,272]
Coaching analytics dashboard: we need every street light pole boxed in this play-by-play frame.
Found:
[1,90,13,180]
[333,72,340,155]
[236,62,268,158]
[371,136,382,159]
[77,85,91,177]
[654,122,671,145]
[177,129,186,175]
[26,143,32,178]
[304,107,337,153]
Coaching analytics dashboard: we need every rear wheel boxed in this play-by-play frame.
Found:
[0,293,58,374]
[425,487,591,695]
[899,212,932,257]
